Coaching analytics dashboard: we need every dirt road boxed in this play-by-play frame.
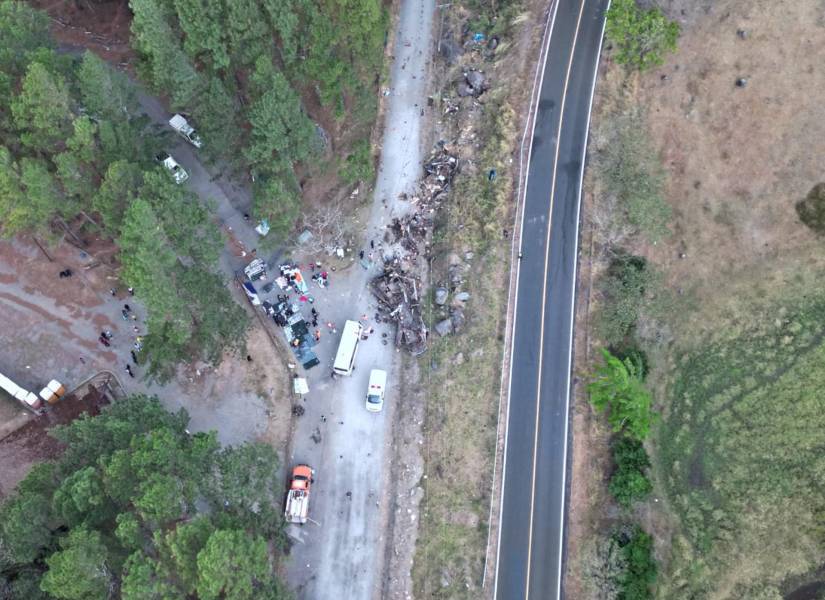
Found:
[284,2,436,598]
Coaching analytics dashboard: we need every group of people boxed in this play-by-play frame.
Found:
[98,289,141,380]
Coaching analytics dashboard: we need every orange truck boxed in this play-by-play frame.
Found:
[284,465,314,524]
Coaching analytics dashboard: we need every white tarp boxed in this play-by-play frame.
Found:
[293,377,309,395]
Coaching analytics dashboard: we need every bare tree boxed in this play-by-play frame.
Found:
[295,200,351,255]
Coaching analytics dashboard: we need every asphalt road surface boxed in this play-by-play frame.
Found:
[494,0,609,598]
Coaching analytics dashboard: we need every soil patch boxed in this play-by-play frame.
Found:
[31,0,135,66]
[0,381,111,497]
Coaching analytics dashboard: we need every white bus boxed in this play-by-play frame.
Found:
[333,320,363,376]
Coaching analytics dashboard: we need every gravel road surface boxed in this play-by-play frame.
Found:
[285,2,436,598]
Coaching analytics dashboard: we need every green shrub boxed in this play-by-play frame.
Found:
[338,138,374,185]
[609,437,653,507]
[598,253,653,345]
[615,525,657,599]
[606,0,679,71]
[589,348,657,440]
[796,182,825,235]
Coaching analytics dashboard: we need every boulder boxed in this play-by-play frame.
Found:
[448,265,463,286]
[435,319,453,336]
[466,70,486,90]
[454,291,470,302]
[434,287,449,305]
[451,309,466,332]
[457,81,474,97]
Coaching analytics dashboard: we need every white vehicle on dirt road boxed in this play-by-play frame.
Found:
[365,369,387,412]
[155,152,189,184]
[168,114,203,148]
[333,320,363,376]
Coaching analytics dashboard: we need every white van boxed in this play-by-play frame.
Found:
[365,369,387,412]
[333,320,363,376]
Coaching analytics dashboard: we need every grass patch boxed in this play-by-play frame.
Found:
[412,261,506,598]
[655,296,825,597]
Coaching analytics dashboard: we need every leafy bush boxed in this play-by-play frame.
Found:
[583,526,658,600]
[589,348,657,440]
[796,182,825,235]
[598,253,653,345]
[606,0,679,71]
[338,138,375,185]
[615,526,657,599]
[609,437,653,507]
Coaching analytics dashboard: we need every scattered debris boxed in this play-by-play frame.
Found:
[368,147,460,355]
[735,77,748,88]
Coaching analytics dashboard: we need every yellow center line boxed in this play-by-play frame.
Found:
[523,0,589,598]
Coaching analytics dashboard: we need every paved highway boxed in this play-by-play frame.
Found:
[494,0,609,598]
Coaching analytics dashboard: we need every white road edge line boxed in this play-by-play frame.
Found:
[492,0,559,597]
[556,1,611,598]
[526,1,588,598]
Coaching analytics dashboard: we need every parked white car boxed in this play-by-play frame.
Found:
[155,152,189,184]
[365,369,387,412]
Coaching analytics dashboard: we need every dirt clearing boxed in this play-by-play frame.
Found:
[0,236,292,457]
[0,378,114,497]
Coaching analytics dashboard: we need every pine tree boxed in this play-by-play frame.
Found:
[76,51,136,120]
[11,61,72,153]
[173,0,230,70]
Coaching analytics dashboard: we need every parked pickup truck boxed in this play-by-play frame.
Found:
[284,464,314,524]
[169,114,203,148]
[155,152,189,184]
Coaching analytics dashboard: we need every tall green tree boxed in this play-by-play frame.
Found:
[0,462,58,563]
[11,61,72,153]
[246,58,316,170]
[589,349,656,440]
[93,160,144,235]
[129,0,204,107]
[54,116,99,200]
[76,51,136,121]
[606,0,679,71]
[252,172,301,238]
[260,0,301,65]
[40,527,111,600]
[196,530,270,600]
[191,77,242,154]
[0,396,289,597]
[0,1,51,81]
[173,0,230,70]
[0,154,63,237]
[224,0,269,67]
